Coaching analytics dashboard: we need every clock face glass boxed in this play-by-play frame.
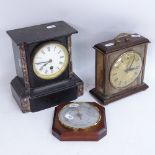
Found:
[33,42,69,80]
[110,51,142,88]
[58,102,101,129]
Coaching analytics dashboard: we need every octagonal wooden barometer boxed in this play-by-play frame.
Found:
[52,102,107,141]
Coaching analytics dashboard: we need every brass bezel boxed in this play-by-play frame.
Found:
[33,42,69,80]
[110,51,143,89]
[58,102,102,131]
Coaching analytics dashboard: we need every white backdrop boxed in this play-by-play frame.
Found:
[0,0,155,155]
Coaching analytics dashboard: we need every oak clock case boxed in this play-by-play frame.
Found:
[52,102,107,141]
[90,33,150,104]
[7,21,83,113]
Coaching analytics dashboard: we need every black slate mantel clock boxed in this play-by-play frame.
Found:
[7,21,83,113]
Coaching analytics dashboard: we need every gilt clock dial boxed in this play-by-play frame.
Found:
[33,42,69,80]
[110,51,142,88]
[58,102,101,129]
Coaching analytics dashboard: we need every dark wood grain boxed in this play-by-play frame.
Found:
[94,33,150,54]
[90,83,148,105]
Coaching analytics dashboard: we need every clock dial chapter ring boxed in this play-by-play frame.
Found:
[32,42,69,80]
[110,51,142,88]
[58,102,101,130]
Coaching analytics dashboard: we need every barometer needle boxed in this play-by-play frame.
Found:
[76,109,82,120]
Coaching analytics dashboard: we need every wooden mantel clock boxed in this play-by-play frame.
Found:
[90,33,150,104]
[52,102,107,141]
[7,21,83,113]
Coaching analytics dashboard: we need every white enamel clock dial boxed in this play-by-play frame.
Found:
[33,42,69,80]
[58,102,101,129]
[110,51,142,88]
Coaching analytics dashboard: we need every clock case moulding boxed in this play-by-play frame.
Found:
[90,33,150,105]
[52,102,107,141]
[7,21,83,113]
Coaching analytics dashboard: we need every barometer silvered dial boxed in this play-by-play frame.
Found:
[58,102,101,129]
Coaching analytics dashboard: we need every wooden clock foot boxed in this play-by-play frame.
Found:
[90,83,148,105]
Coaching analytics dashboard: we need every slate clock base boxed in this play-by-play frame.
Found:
[90,83,148,105]
[11,73,83,113]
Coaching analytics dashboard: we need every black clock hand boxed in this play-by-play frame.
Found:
[125,67,139,72]
[39,59,52,70]
[39,63,47,70]
[35,59,52,65]
[35,61,50,65]
[125,55,135,73]
[128,55,135,69]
